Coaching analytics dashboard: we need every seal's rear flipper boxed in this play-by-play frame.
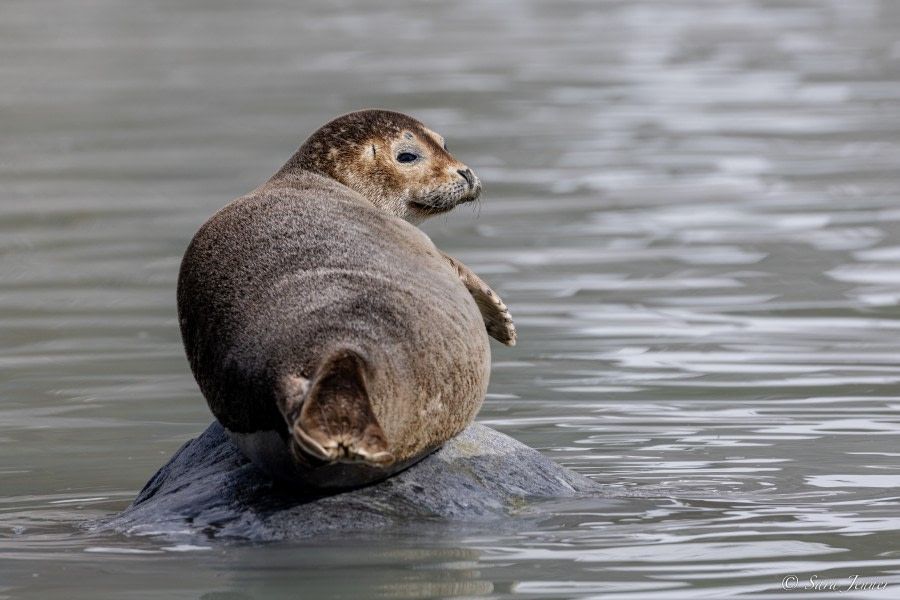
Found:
[277,350,393,467]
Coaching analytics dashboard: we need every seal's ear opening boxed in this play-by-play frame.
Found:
[278,350,393,467]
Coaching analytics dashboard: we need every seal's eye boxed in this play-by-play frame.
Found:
[396,152,419,164]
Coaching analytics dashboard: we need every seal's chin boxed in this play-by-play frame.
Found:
[408,187,481,217]
[408,200,456,216]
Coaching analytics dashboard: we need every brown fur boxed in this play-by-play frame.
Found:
[177,110,512,489]
[275,110,481,224]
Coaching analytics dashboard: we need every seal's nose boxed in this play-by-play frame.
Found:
[457,168,475,190]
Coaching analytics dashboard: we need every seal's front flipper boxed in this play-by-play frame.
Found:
[440,251,517,347]
[277,350,393,467]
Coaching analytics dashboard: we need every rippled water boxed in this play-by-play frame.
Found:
[3,0,900,598]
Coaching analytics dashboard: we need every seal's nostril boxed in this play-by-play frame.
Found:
[457,168,474,189]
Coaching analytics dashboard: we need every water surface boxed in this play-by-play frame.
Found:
[3,0,900,598]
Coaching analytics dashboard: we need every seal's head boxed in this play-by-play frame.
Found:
[277,109,482,224]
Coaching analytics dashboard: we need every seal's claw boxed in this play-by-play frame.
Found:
[478,291,516,347]
[486,314,517,347]
[292,420,393,466]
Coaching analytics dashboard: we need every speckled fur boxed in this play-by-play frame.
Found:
[177,110,500,488]
[274,110,481,224]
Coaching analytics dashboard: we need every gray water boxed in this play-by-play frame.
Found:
[3,0,900,598]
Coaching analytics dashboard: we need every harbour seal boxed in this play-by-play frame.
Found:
[177,109,516,489]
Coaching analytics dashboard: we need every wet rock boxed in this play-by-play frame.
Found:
[94,421,600,541]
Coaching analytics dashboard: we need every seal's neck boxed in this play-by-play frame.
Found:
[271,143,330,182]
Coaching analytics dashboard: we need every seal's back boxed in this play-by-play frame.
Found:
[177,171,490,488]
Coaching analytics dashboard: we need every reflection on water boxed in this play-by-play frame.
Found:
[3,0,900,597]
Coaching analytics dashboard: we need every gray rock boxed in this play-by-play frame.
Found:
[94,421,601,541]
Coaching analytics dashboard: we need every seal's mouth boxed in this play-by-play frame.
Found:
[408,183,481,218]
